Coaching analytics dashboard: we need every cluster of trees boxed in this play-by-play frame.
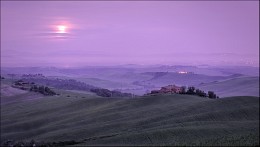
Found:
[12,80,31,90]
[30,85,56,96]
[208,91,218,99]
[90,88,112,97]
[14,80,29,85]
[179,86,218,99]
[90,88,133,97]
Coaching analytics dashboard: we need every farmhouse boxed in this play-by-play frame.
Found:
[161,85,182,93]
[151,85,182,94]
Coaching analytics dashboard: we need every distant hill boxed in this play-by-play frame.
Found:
[211,66,259,76]
[1,65,259,96]
[74,77,142,89]
[1,92,259,146]
[198,77,259,97]
[2,65,259,78]
[138,72,243,88]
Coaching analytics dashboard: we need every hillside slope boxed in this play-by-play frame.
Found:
[198,77,259,97]
[1,92,259,146]
[139,72,242,88]
[1,84,28,97]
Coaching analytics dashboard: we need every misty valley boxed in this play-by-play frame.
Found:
[1,65,259,146]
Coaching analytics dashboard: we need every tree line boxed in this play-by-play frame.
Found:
[179,86,218,99]
[90,88,133,97]
[30,85,56,96]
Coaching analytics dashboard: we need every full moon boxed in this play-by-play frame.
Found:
[56,25,67,33]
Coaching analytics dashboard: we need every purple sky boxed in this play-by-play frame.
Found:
[1,1,259,67]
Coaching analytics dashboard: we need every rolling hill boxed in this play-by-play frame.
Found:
[138,72,243,88]
[2,66,259,96]
[1,87,259,146]
[198,76,259,97]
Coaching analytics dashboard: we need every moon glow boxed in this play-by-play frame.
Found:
[56,25,67,33]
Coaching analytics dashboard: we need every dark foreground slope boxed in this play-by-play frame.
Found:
[1,91,259,146]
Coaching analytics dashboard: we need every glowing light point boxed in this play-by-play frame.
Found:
[178,71,188,74]
[57,25,67,33]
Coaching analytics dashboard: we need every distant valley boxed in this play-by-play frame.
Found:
[1,65,259,97]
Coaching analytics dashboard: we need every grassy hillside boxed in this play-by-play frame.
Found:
[198,77,259,97]
[1,87,259,146]
[1,84,28,97]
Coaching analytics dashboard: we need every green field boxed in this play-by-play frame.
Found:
[1,85,259,146]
